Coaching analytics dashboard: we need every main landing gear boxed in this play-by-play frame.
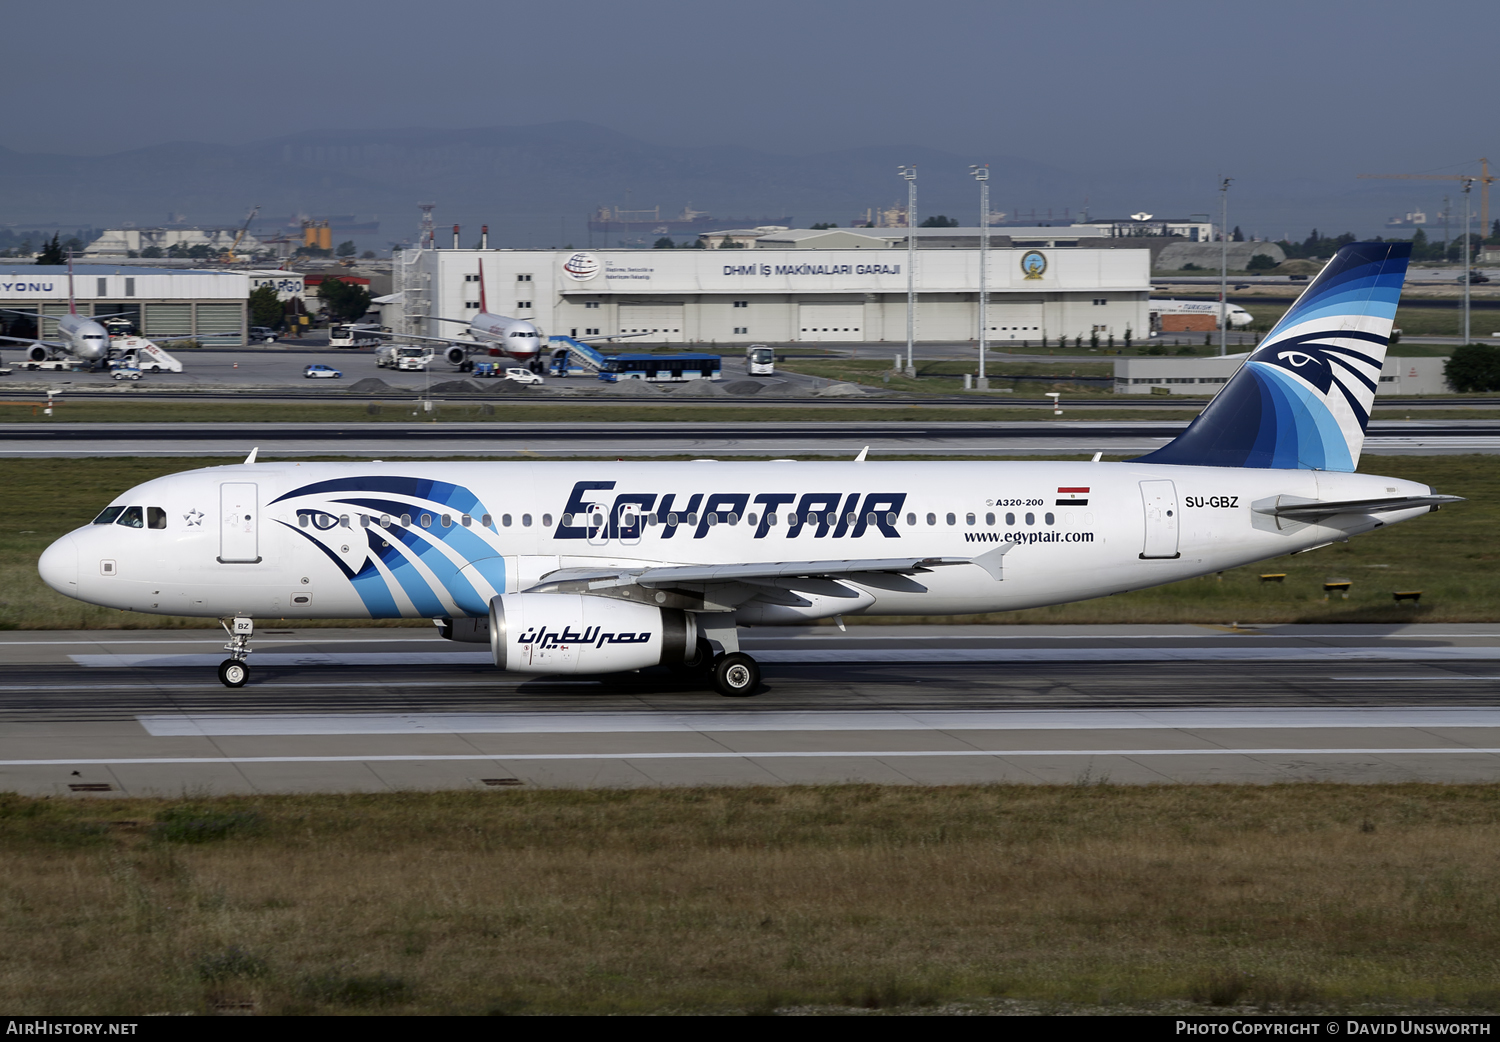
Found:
[695,614,761,697]
[711,652,760,697]
[217,616,254,688]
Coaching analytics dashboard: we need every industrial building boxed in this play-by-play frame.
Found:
[1115,354,1450,395]
[0,265,267,344]
[394,246,1151,345]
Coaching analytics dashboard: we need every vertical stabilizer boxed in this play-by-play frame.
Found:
[478,259,489,315]
[67,251,77,315]
[1136,241,1410,471]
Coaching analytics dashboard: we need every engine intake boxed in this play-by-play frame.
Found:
[489,593,697,674]
[445,345,469,367]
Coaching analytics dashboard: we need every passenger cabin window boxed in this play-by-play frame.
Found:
[116,506,144,528]
[93,506,124,525]
[147,507,167,530]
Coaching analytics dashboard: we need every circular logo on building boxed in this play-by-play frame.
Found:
[562,252,600,281]
[1020,250,1047,280]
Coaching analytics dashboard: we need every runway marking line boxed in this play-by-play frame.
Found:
[3,749,1500,767]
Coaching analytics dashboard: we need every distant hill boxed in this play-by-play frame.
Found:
[0,123,1074,246]
[0,122,1446,246]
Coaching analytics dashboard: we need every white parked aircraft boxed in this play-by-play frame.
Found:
[365,259,548,370]
[0,260,123,368]
[368,260,645,371]
[39,243,1457,695]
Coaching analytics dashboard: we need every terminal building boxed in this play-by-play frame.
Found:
[0,265,276,345]
[393,246,1151,345]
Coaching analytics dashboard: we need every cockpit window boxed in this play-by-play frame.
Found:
[93,506,124,525]
[147,507,167,530]
[115,506,144,529]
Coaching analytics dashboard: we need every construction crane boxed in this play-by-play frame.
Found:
[1358,159,1493,243]
[222,204,261,264]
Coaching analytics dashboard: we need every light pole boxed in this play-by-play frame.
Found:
[898,165,917,376]
[1463,178,1473,344]
[970,164,989,389]
[1219,176,1233,357]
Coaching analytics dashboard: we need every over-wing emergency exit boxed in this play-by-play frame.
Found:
[39,243,1458,697]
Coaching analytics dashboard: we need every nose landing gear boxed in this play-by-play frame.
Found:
[217,616,254,688]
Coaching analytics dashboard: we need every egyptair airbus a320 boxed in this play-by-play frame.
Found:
[38,242,1456,696]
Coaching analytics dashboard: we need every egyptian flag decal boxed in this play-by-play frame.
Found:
[1056,486,1090,506]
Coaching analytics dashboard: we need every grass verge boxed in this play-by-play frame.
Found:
[5,785,1500,1015]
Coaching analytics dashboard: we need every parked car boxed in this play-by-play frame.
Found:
[304,364,342,379]
[111,366,142,382]
[250,326,280,342]
[505,367,544,385]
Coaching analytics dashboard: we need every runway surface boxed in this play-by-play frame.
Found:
[4,624,1500,795]
[3,419,1498,458]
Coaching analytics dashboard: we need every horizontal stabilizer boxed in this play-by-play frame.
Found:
[1255,494,1463,521]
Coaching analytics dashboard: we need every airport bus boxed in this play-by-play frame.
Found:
[597,353,722,383]
[329,323,385,349]
[746,344,774,375]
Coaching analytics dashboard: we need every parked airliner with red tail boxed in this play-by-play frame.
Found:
[38,243,1458,695]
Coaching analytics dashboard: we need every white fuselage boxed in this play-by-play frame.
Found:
[38,460,1431,624]
[467,312,544,363]
[50,313,113,363]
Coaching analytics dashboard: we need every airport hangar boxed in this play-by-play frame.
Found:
[0,265,303,346]
[392,245,1151,345]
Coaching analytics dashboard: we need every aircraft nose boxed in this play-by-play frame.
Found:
[38,533,79,595]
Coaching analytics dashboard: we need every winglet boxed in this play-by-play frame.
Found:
[854,446,869,462]
[969,543,1015,581]
[244,447,259,465]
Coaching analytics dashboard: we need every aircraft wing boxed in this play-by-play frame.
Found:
[1256,495,1464,521]
[534,547,1015,591]
[0,334,62,349]
[366,328,485,348]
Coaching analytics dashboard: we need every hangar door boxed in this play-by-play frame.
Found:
[798,303,864,342]
[618,303,684,343]
[992,303,1044,341]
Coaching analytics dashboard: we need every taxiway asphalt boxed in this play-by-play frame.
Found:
[2,418,1498,458]
[4,624,1499,795]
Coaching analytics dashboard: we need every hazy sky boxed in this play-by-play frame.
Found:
[10,0,1496,234]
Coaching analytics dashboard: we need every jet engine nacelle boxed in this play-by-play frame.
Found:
[445,345,468,367]
[489,593,697,674]
[27,345,48,363]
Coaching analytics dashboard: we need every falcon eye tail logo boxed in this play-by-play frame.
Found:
[1277,350,1322,368]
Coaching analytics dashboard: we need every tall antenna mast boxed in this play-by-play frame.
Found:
[417,202,436,249]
